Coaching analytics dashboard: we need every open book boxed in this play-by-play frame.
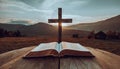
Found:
[24,42,94,58]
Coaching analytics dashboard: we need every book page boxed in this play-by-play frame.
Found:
[61,42,90,52]
[31,42,57,52]
[55,43,62,53]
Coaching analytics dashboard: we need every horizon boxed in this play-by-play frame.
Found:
[0,14,119,26]
[0,0,120,25]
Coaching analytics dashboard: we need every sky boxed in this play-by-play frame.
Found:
[0,0,120,25]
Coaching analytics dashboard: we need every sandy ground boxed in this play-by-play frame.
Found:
[0,46,120,69]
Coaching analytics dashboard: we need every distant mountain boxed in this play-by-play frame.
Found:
[0,22,57,36]
[0,22,89,37]
[1,15,120,37]
[0,23,25,31]
[67,15,120,32]
[20,23,58,36]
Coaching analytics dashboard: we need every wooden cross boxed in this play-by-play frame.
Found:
[48,8,72,43]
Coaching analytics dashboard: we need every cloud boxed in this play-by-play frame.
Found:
[62,15,96,23]
[0,18,11,23]
[0,0,54,23]
[0,0,120,25]
[8,20,33,25]
[41,0,88,10]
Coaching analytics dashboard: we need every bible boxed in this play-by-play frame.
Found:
[24,42,94,58]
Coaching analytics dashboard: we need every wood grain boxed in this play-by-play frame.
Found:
[0,46,120,69]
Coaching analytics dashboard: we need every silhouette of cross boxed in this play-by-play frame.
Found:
[48,8,72,43]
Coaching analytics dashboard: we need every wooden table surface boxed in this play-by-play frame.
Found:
[0,46,120,69]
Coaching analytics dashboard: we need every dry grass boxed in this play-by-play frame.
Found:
[0,37,120,55]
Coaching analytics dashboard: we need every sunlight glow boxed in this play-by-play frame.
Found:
[51,23,68,26]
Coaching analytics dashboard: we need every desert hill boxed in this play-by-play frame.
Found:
[1,15,120,36]
[0,22,90,37]
[67,15,120,32]
[0,23,25,31]
[0,23,57,36]
[20,23,58,36]
[0,46,120,69]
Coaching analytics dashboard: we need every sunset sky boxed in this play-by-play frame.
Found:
[0,0,120,25]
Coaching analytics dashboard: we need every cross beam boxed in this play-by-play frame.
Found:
[48,8,72,43]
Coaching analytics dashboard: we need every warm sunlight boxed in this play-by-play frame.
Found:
[51,23,68,26]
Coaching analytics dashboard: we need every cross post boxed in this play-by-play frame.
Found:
[48,8,72,43]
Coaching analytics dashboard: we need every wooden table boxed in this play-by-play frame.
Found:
[0,46,120,69]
